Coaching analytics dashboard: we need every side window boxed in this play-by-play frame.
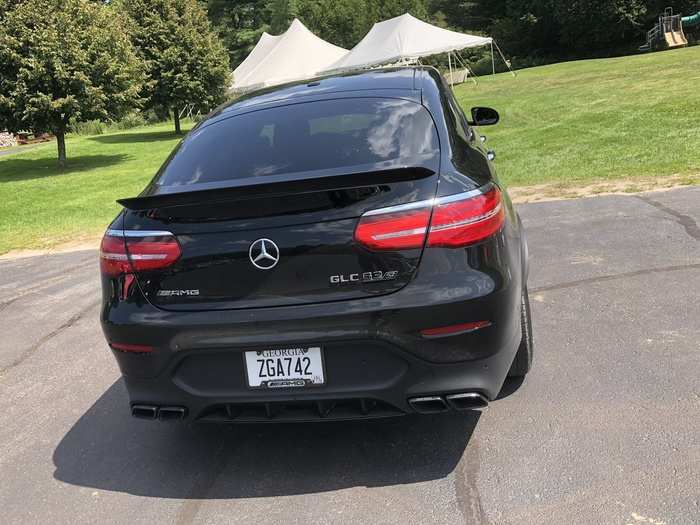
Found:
[445,87,474,143]
[436,74,492,186]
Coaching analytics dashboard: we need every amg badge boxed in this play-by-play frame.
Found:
[156,289,200,297]
[330,270,399,285]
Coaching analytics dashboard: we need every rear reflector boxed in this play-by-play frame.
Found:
[109,342,154,353]
[420,320,492,338]
[100,229,181,277]
[354,185,505,251]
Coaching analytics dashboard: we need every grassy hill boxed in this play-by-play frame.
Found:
[454,45,700,187]
[1,46,699,253]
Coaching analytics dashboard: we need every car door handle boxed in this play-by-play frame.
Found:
[486,150,496,161]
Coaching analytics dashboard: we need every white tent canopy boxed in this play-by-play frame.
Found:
[232,32,282,88]
[230,19,348,92]
[323,13,492,73]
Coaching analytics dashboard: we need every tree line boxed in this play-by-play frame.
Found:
[207,0,699,70]
[0,0,229,166]
[187,0,700,102]
[2,0,699,166]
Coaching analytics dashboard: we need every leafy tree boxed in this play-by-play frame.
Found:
[269,0,298,33]
[203,0,273,68]
[0,0,143,167]
[120,0,231,133]
[0,0,24,22]
[294,0,370,48]
[431,0,700,61]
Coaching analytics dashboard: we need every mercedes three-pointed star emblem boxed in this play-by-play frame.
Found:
[248,238,280,270]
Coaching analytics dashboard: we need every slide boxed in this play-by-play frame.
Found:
[664,27,687,47]
[662,10,687,47]
[641,8,699,51]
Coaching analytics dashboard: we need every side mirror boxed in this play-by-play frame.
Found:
[468,106,499,126]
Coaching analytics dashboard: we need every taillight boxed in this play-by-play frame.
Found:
[100,229,181,277]
[354,185,505,251]
[427,187,504,247]
[99,233,130,277]
[353,207,430,250]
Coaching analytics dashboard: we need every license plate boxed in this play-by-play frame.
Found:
[244,347,325,389]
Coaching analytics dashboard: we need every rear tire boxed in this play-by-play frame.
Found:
[508,286,533,377]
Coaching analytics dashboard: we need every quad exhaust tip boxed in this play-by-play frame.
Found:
[131,405,187,421]
[409,392,489,414]
[158,406,187,421]
[408,396,449,414]
[131,404,158,419]
[445,392,489,411]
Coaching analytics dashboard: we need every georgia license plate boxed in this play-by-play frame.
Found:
[244,347,325,389]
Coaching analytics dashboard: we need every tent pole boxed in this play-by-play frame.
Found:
[491,42,495,75]
[455,51,478,85]
[448,52,454,87]
[494,40,517,77]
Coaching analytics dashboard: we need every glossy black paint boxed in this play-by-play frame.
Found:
[100,66,529,422]
[125,168,440,310]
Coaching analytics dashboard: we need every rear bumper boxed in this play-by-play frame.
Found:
[102,241,524,422]
[122,332,519,422]
[104,294,521,422]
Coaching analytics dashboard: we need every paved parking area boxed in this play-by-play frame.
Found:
[0,186,698,524]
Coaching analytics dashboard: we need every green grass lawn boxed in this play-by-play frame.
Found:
[0,122,191,253]
[454,45,700,187]
[1,46,699,253]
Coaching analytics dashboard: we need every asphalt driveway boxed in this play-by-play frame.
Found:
[0,186,698,524]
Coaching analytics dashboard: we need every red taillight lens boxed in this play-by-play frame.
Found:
[420,320,492,338]
[100,230,181,276]
[109,342,154,353]
[124,235,181,272]
[427,187,504,248]
[100,234,130,277]
[353,208,430,250]
[354,186,505,251]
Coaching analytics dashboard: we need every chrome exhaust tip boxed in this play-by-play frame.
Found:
[408,396,449,414]
[445,392,489,411]
[131,404,158,419]
[158,406,187,421]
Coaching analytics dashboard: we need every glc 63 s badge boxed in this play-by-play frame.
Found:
[330,270,399,285]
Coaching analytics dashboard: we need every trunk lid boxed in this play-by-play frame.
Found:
[121,96,441,311]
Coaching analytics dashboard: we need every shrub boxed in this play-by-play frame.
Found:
[110,112,146,130]
[68,119,105,136]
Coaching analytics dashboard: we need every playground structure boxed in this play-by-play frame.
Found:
[640,7,700,51]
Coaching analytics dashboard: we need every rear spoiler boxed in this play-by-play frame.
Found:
[117,166,436,211]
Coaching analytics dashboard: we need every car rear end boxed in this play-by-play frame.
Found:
[100,73,524,423]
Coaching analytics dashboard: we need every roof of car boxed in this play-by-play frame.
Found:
[207,67,431,122]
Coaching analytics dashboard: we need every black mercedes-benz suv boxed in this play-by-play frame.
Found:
[99,67,532,423]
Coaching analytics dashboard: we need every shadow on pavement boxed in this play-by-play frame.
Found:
[53,380,479,499]
[495,376,525,400]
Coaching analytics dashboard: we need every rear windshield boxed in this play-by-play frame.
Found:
[154,98,439,187]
